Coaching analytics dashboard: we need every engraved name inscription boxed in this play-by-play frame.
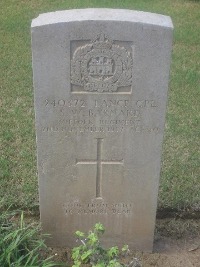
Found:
[42,98,160,134]
[71,33,133,93]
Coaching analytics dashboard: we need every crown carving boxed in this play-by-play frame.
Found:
[92,33,113,49]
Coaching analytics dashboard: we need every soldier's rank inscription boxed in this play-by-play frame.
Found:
[71,33,133,93]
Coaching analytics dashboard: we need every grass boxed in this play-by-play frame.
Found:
[0,208,58,266]
[0,0,200,212]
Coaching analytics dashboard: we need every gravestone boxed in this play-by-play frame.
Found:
[31,9,173,251]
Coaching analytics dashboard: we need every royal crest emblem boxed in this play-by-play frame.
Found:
[71,33,133,93]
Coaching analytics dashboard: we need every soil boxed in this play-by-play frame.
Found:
[45,219,200,267]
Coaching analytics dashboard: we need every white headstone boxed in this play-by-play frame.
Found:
[32,9,173,251]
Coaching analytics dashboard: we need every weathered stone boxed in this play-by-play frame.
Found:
[31,9,173,251]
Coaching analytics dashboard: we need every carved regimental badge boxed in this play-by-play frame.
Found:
[71,33,133,93]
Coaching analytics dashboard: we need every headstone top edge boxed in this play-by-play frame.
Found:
[31,8,173,29]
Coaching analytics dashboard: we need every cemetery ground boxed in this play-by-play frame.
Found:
[1,211,200,266]
[0,0,199,266]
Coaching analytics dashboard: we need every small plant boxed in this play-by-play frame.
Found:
[72,223,129,267]
[0,209,58,267]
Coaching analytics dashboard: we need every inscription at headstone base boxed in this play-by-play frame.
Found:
[31,9,173,251]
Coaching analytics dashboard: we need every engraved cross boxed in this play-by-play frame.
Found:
[76,138,123,198]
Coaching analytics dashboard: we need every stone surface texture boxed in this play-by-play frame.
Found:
[31,9,173,251]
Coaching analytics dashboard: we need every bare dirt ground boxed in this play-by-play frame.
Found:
[46,219,200,267]
[150,236,200,267]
